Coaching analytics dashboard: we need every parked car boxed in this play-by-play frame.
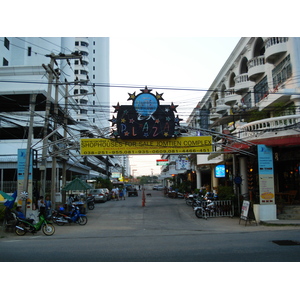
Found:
[88,189,108,203]
[102,188,111,200]
[153,185,163,190]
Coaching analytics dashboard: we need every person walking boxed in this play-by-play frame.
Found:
[37,196,46,216]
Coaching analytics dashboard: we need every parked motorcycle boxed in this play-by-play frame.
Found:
[52,205,88,226]
[185,194,203,207]
[86,196,95,210]
[15,213,55,236]
[194,199,216,219]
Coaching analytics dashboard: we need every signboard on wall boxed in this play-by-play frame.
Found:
[175,158,191,170]
[258,144,275,204]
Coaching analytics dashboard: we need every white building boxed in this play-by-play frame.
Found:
[186,37,300,221]
[0,37,111,205]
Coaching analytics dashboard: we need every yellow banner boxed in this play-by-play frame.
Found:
[80,136,212,155]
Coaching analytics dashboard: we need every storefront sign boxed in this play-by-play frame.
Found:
[175,158,191,170]
[258,144,275,204]
[80,136,212,155]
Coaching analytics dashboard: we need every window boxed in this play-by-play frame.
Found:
[28,47,32,56]
[3,57,8,66]
[4,37,9,50]
[254,76,269,103]
[75,41,79,46]
[272,55,292,88]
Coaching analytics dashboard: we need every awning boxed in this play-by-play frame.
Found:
[62,178,92,191]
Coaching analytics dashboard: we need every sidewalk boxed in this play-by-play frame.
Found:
[261,219,300,226]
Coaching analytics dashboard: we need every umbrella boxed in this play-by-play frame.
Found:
[2,191,17,209]
[0,191,13,201]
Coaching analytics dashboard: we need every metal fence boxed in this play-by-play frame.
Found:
[198,200,234,218]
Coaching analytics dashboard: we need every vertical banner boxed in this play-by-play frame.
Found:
[257,145,275,204]
[17,149,33,208]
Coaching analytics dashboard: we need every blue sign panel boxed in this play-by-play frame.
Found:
[215,164,225,178]
[17,149,33,180]
[258,144,273,175]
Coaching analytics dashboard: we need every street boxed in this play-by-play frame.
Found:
[1,189,300,262]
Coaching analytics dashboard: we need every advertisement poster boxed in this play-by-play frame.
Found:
[240,200,250,220]
[258,145,275,204]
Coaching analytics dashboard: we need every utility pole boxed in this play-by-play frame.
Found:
[22,94,37,216]
[40,52,82,199]
[50,76,59,209]
[61,80,69,205]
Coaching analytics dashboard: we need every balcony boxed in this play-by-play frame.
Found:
[265,37,288,64]
[209,111,221,121]
[215,98,228,113]
[235,114,300,145]
[224,90,241,106]
[248,55,266,81]
[234,73,252,94]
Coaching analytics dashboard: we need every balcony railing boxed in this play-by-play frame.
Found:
[224,89,241,105]
[234,73,252,94]
[265,37,288,63]
[248,55,266,81]
[215,98,228,113]
[234,114,300,141]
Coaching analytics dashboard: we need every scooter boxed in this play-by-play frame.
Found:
[86,196,95,210]
[52,205,88,226]
[194,199,216,219]
[15,213,55,236]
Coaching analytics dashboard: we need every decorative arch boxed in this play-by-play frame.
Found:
[229,72,235,88]
[253,37,265,57]
[221,84,226,98]
[240,57,248,74]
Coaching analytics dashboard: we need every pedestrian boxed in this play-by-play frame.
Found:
[45,195,51,218]
[115,187,120,200]
[123,187,127,200]
[38,196,46,216]
[67,194,74,211]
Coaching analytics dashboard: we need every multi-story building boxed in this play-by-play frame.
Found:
[0,37,112,206]
[186,37,300,221]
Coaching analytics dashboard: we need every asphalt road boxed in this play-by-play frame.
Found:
[1,189,300,262]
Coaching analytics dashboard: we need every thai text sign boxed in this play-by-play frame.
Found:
[258,144,275,204]
[80,136,212,155]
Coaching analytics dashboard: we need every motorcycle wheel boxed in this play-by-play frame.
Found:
[88,203,95,210]
[195,208,206,219]
[15,226,26,236]
[77,216,88,225]
[55,217,66,226]
[42,223,55,236]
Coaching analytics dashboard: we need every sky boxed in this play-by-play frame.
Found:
[109,37,241,176]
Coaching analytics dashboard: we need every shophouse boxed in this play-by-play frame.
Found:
[185,37,300,221]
